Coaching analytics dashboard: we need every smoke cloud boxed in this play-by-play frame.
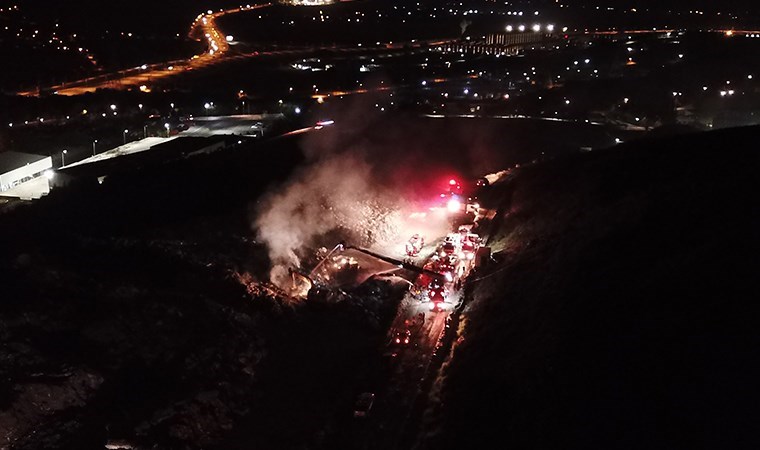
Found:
[253,98,454,288]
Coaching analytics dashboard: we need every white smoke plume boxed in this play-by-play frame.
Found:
[256,142,458,287]
[253,91,491,288]
[255,148,450,288]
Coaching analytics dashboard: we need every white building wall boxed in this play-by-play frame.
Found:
[0,156,53,192]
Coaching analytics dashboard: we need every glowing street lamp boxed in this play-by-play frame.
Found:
[92,139,98,156]
[61,149,67,166]
[164,123,171,137]
[123,129,129,144]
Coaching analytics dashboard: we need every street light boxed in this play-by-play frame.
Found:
[123,129,128,144]
[61,149,67,166]
[92,139,98,155]
[164,123,170,137]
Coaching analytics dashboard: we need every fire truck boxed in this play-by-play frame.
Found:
[427,277,448,310]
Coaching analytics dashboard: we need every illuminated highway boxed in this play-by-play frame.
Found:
[13,2,455,98]
[16,4,271,96]
[13,0,754,99]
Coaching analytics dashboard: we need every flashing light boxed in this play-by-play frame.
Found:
[449,178,457,186]
[447,198,461,213]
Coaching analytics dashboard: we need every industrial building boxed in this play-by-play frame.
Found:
[0,151,53,199]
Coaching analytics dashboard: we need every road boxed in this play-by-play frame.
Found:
[355,295,458,450]
[12,0,752,99]
[314,215,479,449]
[15,3,455,97]
[183,114,281,136]
[16,3,271,96]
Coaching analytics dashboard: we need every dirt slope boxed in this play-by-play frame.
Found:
[422,125,760,450]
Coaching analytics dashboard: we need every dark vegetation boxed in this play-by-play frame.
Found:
[423,125,760,449]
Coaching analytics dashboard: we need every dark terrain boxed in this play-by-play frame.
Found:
[421,125,760,450]
[0,135,403,449]
[0,118,758,448]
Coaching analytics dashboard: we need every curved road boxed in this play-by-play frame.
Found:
[16,2,456,97]
[16,3,270,96]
